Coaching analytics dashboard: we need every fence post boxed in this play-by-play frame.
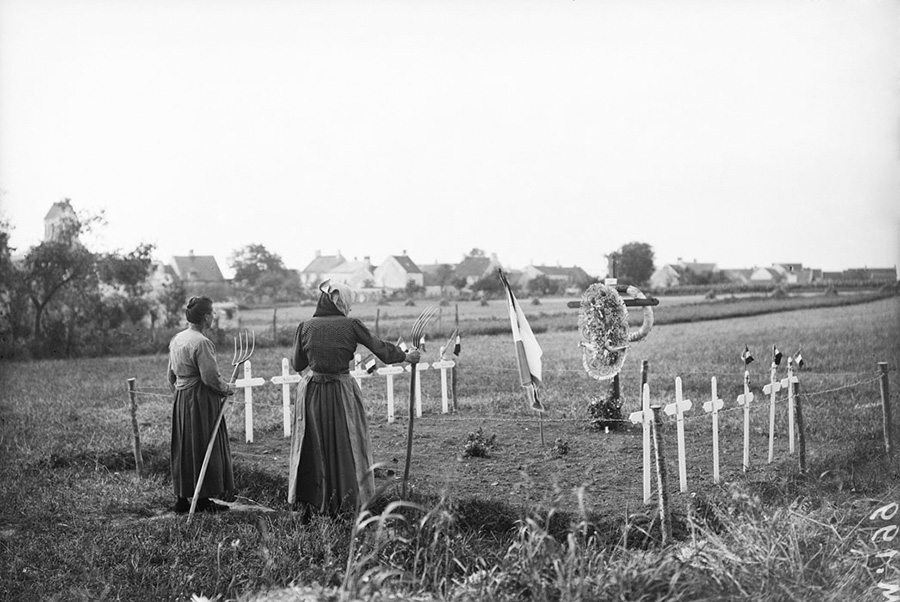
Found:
[126,378,144,477]
[272,307,277,342]
[879,362,893,457]
[375,308,380,337]
[452,304,460,412]
[794,378,806,473]
[650,405,672,546]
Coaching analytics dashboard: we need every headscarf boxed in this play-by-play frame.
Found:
[185,295,214,324]
[313,280,354,317]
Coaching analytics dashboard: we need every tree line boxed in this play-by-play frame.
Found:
[0,201,657,360]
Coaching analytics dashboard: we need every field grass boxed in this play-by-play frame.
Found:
[1,295,898,601]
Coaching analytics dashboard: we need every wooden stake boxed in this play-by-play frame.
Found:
[794,378,806,474]
[879,362,892,456]
[452,304,460,412]
[764,363,782,464]
[402,358,418,498]
[375,308,380,337]
[126,378,144,477]
[650,405,672,546]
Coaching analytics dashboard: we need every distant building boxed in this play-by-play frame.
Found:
[750,267,785,283]
[299,251,346,288]
[324,257,374,289]
[44,198,78,242]
[454,254,502,287]
[169,251,230,297]
[649,260,718,289]
[373,253,424,290]
[520,264,591,292]
[420,263,460,297]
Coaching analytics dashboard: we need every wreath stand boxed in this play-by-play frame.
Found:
[568,269,658,428]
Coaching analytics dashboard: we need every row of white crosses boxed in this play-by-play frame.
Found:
[229,348,459,443]
[629,356,802,504]
[350,345,457,422]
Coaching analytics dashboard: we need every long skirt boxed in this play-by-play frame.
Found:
[171,382,234,499]
[288,373,375,516]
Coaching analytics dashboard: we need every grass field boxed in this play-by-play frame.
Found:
[1,295,899,601]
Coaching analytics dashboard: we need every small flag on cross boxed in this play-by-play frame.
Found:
[453,331,461,356]
[364,354,377,374]
[773,345,782,366]
[794,349,804,369]
[741,345,754,365]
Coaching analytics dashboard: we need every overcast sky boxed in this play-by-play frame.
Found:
[1,0,898,278]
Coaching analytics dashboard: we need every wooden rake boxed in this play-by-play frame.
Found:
[187,329,255,520]
[402,306,439,498]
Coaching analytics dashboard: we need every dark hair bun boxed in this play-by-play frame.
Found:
[185,296,214,324]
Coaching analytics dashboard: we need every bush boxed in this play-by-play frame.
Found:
[463,427,497,458]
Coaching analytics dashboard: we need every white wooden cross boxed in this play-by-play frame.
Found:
[664,377,692,493]
[703,376,724,483]
[432,346,456,414]
[376,364,405,423]
[736,370,754,471]
[780,358,800,453]
[763,362,782,464]
[270,358,302,438]
[234,361,267,443]
[405,362,430,417]
[628,382,652,504]
[350,353,374,389]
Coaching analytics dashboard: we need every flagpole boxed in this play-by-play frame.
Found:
[538,395,545,446]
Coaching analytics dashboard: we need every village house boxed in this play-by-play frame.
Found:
[649,260,718,289]
[323,257,375,290]
[373,253,424,290]
[520,264,592,293]
[454,253,502,288]
[419,263,460,297]
[169,251,230,298]
[299,251,346,288]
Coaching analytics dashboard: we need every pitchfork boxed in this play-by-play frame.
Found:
[402,306,439,498]
[188,329,255,520]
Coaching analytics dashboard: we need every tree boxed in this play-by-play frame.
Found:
[21,221,98,344]
[470,273,506,298]
[405,279,425,298]
[467,248,485,258]
[432,264,456,295]
[97,243,156,325]
[527,274,561,296]
[0,222,31,355]
[609,242,655,286]
[228,244,287,287]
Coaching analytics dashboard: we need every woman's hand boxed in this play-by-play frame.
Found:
[405,350,422,364]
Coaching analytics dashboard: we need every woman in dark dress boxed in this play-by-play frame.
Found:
[288,281,419,518]
[167,296,235,513]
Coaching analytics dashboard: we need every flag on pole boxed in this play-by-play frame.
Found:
[498,269,544,411]
[741,345,754,365]
[773,345,783,366]
[363,354,377,374]
[794,349,804,369]
[442,328,461,360]
[453,331,461,356]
